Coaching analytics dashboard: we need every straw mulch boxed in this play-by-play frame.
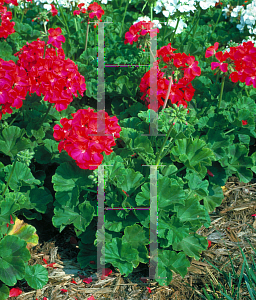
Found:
[10,175,256,300]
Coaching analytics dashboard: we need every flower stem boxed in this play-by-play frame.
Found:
[85,21,90,51]
[217,75,225,112]
[54,0,70,35]
[155,117,177,166]
[119,0,130,38]
[224,128,235,135]
[2,157,17,197]
[37,102,53,129]
[162,76,173,110]
[181,7,200,45]
[208,6,223,41]
[169,165,186,177]
[20,0,25,23]
[170,16,180,44]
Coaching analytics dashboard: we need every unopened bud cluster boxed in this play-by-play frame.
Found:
[17,149,35,166]
[167,104,188,126]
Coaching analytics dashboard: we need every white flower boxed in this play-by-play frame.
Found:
[167,18,187,34]
[198,0,219,10]
[133,16,162,29]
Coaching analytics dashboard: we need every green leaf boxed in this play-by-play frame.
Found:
[8,218,38,248]
[202,129,231,160]
[52,201,94,232]
[103,237,139,276]
[171,138,215,174]
[122,224,149,248]
[156,249,190,286]
[0,235,30,286]
[4,162,40,192]
[157,177,186,211]
[52,162,92,192]
[173,233,208,260]
[116,168,144,193]
[174,192,210,225]
[0,41,17,62]
[220,144,253,183]
[184,171,209,197]
[202,184,224,212]
[0,197,19,224]
[27,187,53,213]
[24,264,48,289]
[0,283,9,300]
[0,126,30,159]
[158,215,190,247]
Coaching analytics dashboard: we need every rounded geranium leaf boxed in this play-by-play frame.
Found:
[24,264,48,289]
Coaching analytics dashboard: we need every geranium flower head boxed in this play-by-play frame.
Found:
[205,42,219,58]
[47,27,65,49]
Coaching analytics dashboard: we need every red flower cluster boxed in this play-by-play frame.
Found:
[53,108,122,170]
[140,43,201,111]
[124,21,159,49]
[206,41,256,88]
[73,2,104,28]
[13,27,86,112]
[0,3,15,39]
[0,58,30,120]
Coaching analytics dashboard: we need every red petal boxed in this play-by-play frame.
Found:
[71,279,77,284]
[208,240,212,248]
[146,287,152,293]
[47,262,56,268]
[60,289,68,293]
[207,170,214,177]
[103,268,112,277]
[83,277,93,284]
[43,258,48,264]
[9,287,22,297]
[10,215,14,224]
[140,278,148,283]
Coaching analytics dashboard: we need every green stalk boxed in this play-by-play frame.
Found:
[180,9,199,46]
[85,21,90,52]
[2,157,17,197]
[186,15,200,54]
[163,15,170,41]
[224,128,235,135]
[217,75,225,112]
[151,3,153,21]
[155,117,177,166]
[37,102,53,129]
[20,0,26,23]
[54,1,70,35]
[170,16,180,44]
[74,17,78,32]
[208,6,223,41]
[169,165,186,177]
[119,0,130,38]
[55,15,67,28]
[119,0,124,8]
